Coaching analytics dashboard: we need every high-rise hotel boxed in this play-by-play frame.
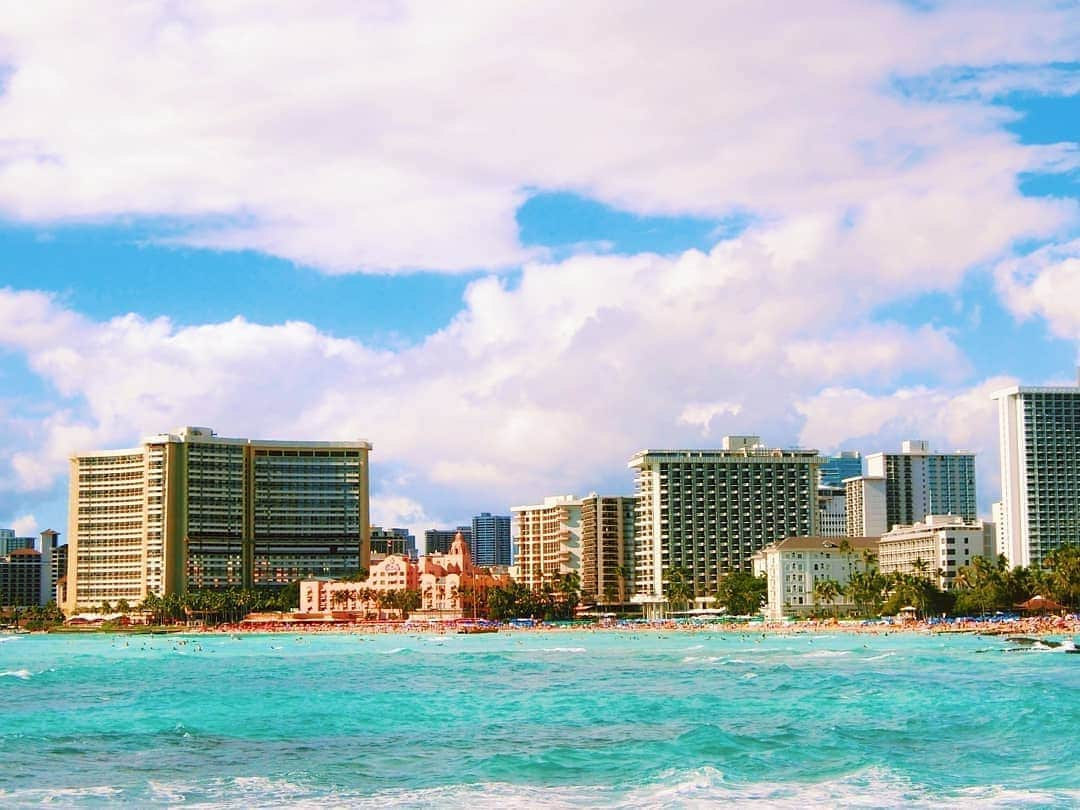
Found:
[65,427,371,612]
[993,375,1080,567]
[629,436,821,602]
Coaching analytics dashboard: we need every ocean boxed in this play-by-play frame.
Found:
[1,630,1077,808]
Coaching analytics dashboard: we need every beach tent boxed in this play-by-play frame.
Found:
[1015,595,1065,613]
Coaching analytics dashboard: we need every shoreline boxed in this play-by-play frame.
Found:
[20,614,1078,638]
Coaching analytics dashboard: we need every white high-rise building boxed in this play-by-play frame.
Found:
[844,476,887,537]
[817,487,847,538]
[993,375,1080,567]
[511,495,583,592]
[66,427,372,612]
[866,440,977,529]
[629,436,821,602]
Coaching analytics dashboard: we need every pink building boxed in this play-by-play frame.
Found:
[299,533,506,621]
[415,531,505,620]
[300,554,418,617]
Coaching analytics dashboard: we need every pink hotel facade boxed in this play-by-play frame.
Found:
[300,532,505,620]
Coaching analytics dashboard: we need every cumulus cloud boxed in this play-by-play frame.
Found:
[0,1,1075,273]
[10,513,37,536]
[996,239,1080,345]
[795,376,1018,514]
[0,213,982,521]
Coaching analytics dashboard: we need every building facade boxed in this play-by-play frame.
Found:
[819,451,862,489]
[425,527,472,556]
[845,476,887,538]
[471,512,512,567]
[817,487,847,538]
[0,530,35,557]
[0,548,42,609]
[878,515,995,590]
[630,436,822,603]
[66,427,371,612]
[753,536,879,621]
[511,496,582,592]
[993,379,1080,567]
[370,527,413,559]
[579,494,636,605]
[300,554,418,616]
[866,440,977,529]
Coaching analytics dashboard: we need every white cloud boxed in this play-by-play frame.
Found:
[0,1,1075,273]
[0,217,983,519]
[795,377,1018,514]
[10,513,37,536]
[996,239,1080,343]
[679,402,743,437]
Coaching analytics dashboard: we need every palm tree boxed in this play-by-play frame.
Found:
[614,564,633,605]
[665,566,694,613]
[813,578,842,618]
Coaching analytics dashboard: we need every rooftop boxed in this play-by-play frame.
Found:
[769,537,879,552]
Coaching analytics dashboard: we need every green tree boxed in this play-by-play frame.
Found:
[665,566,694,613]
[1043,545,1080,608]
[813,578,842,617]
[716,571,767,616]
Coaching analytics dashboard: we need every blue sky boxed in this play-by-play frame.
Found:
[0,2,1077,543]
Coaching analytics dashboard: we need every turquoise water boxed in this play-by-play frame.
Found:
[1,630,1078,807]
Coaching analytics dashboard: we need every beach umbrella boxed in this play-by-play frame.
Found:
[1015,595,1065,613]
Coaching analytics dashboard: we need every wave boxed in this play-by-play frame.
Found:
[540,647,586,654]
[378,647,407,655]
[802,650,851,658]
[865,652,896,661]
[0,669,32,680]
[12,768,1072,809]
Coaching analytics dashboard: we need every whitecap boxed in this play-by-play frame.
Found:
[0,669,32,680]
[865,652,896,661]
[540,647,586,653]
[379,647,406,655]
[802,650,851,658]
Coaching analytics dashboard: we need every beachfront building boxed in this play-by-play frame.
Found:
[866,440,977,529]
[425,527,472,555]
[0,548,42,609]
[753,536,879,621]
[370,527,412,559]
[0,529,67,609]
[818,487,847,538]
[300,554,418,616]
[844,475,887,537]
[819,451,863,488]
[416,531,505,620]
[511,496,583,592]
[630,436,822,607]
[65,426,372,612]
[993,376,1080,567]
[878,515,996,590]
[579,494,636,606]
[472,512,512,566]
[0,529,35,557]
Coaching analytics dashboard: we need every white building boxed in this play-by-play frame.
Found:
[66,427,372,612]
[630,436,822,604]
[866,440,977,529]
[511,495,582,592]
[878,515,995,590]
[818,487,847,538]
[993,376,1080,568]
[753,536,879,621]
[845,475,887,537]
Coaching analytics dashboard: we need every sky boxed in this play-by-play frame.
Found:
[0,1,1078,547]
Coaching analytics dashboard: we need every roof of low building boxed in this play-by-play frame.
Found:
[770,537,879,551]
